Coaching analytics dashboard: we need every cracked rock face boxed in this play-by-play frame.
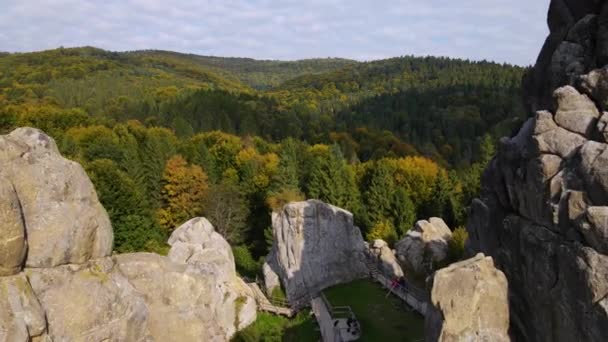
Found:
[468,85,608,340]
[264,200,368,305]
[426,254,510,342]
[472,3,608,339]
[395,218,452,275]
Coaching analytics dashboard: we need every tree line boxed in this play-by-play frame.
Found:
[0,47,513,273]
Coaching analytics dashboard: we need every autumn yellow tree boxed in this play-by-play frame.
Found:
[157,155,208,231]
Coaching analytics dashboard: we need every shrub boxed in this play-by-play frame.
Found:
[233,245,261,279]
[447,227,468,262]
[366,220,398,246]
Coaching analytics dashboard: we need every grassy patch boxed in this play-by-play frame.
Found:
[323,279,425,341]
[231,310,319,342]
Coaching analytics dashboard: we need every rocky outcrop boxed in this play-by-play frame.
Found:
[426,253,509,342]
[115,253,230,341]
[469,85,608,339]
[395,218,452,275]
[0,128,256,341]
[264,200,368,306]
[26,257,150,341]
[0,127,113,274]
[262,261,281,295]
[367,239,404,279]
[167,218,257,336]
[523,0,605,113]
[470,3,608,340]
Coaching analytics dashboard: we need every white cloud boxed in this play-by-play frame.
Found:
[0,0,550,65]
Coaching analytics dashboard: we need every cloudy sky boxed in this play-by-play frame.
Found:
[0,0,549,65]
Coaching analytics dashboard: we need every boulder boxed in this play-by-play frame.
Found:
[262,258,281,295]
[426,254,510,342]
[264,200,368,305]
[578,67,608,111]
[0,128,113,270]
[367,239,404,279]
[395,218,452,274]
[168,218,257,337]
[553,86,600,136]
[168,217,236,283]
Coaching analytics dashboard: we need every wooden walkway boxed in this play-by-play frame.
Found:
[311,296,337,342]
[364,258,428,316]
[247,283,295,317]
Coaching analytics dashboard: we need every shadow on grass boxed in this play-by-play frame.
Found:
[323,279,425,342]
[231,310,320,342]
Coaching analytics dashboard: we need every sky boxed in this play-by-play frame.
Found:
[0,0,550,66]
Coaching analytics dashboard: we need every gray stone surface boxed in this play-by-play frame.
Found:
[263,258,281,295]
[0,128,113,270]
[0,273,47,342]
[523,2,601,113]
[554,86,600,136]
[468,85,608,340]
[426,254,509,342]
[395,218,452,275]
[367,239,404,279]
[168,218,257,337]
[115,253,227,341]
[264,200,368,305]
[26,258,150,342]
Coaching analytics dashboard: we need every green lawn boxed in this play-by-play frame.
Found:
[323,279,425,341]
[231,310,320,342]
[233,279,424,342]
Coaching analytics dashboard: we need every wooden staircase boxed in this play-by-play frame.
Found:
[247,283,295,317]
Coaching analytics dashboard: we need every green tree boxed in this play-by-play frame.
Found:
[391,187,416,237]
[306,144,360,213]
[203,181,250,244]
[361,161,395,230]
[86,159,166,253]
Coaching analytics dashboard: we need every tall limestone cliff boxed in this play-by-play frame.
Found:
[0,127,255,341]
[263,200,369,306]
[469,1,608,341]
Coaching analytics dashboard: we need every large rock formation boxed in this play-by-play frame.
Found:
[264,200,368,306]
[426,254,510,342]
[395,218,452,275]
[167,218,257,336]
[469,3,608,337]
[0,127,113,274]
[367,239,404,279]
[0,128,255,341]
[523,0,605,113]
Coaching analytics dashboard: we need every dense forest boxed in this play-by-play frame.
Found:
[0,46,523,273]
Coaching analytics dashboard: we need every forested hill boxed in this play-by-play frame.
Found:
[270,57,527,165]
[0,46,526,167]
[0,45,523,265]
[127,50,357,90]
